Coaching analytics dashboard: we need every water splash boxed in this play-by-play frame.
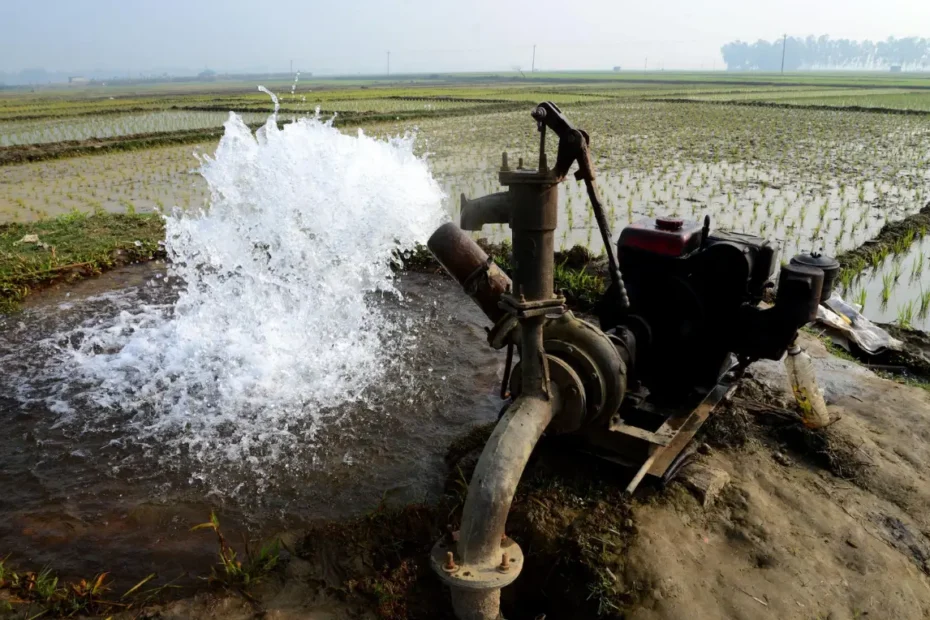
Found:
[54,112,446,489]
[257,85,280,117]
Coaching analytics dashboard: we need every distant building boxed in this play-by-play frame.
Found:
[890,65,902,73]
[68,76,89,84]
[613,66,622,72]
[197,69,217,81]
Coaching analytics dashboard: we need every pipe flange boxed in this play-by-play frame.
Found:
[544,338,605,415]
[430,537,524,591]
[509,355,587,434]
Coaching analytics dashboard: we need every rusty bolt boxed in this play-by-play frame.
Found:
[518,156,524,169]
[501,152,509,171]
[442,551,458,573]
[497,552,510,573]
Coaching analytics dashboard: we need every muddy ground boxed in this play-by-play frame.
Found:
[58,331,930,620]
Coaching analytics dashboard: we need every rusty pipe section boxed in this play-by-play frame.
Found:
[460,191,512,231]
[449,393,554,620]
[428,222,513,325]
[429,107,587,620]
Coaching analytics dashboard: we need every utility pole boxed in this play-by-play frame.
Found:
[532,44,536,73]
[644,57,648,72]
[781,34,788,74]
[290,59,293,74]
[387,51,390,76]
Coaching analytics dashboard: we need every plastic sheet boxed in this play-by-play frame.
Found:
[817,294,903,354]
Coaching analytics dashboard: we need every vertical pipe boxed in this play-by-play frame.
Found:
[449,178,560,620]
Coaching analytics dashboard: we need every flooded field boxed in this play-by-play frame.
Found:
[0,265,503,583]
[4,100,929,263]
[0,111,270,147]
[848,234,930,330]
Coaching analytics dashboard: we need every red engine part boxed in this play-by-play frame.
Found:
[618,217,704,257]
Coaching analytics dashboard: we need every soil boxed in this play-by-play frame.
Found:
[81,332,930,620]
[835,202,930,275]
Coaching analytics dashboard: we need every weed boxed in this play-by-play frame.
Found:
[191,511,282,593]
[0,555,158,617]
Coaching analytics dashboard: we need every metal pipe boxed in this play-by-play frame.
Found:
[447,176,559,619]
[460,192,512,231]
[428,222,513,324]
[452,392,555,620]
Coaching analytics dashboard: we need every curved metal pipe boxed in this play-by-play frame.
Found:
[452,393,555,620]
[460,192,512,231]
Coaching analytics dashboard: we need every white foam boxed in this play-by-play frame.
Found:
[56,112,446,489]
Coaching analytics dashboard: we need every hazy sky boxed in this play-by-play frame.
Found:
[2,0,929,74]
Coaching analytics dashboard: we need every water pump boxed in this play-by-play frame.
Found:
[426,102,833,620]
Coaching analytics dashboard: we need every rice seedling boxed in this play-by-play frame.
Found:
[892,261,903,282]
[881,273,894,306]
[912,250,925,279]
[855,288,867,309]
[919,288,930,318]
[897,301,915,328]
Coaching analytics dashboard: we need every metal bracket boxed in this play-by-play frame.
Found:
[498,293,566,318]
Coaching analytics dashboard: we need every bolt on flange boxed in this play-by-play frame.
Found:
[430,536,524,591]
[443,551,459,573]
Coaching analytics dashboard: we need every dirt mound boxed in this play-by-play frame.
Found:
[625,333,930,619]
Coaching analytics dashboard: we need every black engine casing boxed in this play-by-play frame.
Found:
[598,218,821,401]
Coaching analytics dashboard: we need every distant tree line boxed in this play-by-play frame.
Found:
[721,36,930,71]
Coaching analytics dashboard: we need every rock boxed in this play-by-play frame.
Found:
[773,451,793,467]
[13,234,40,246]
[678,463,731,508]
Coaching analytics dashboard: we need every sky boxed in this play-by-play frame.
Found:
[1,0,929,75]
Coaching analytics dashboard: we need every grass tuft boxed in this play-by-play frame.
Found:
[191,511,282,594]
[0,211,165,312]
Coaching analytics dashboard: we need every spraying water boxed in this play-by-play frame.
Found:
[21,110,447,493]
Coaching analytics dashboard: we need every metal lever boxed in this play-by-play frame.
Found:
[531,102,630,312]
